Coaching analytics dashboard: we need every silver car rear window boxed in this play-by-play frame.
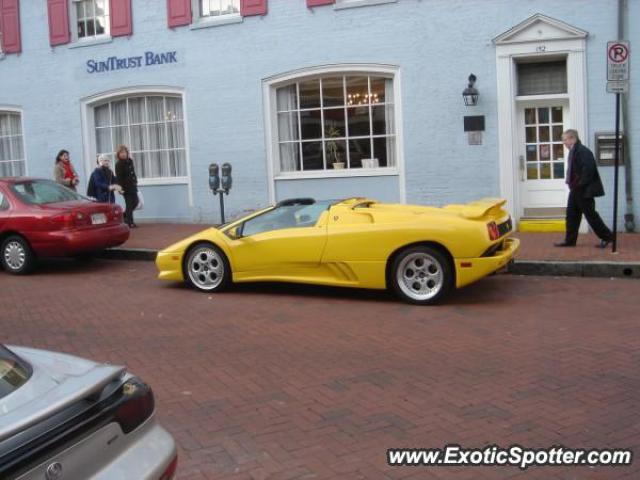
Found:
[0,346,31,399]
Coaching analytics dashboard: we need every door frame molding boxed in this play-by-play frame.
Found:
[493,14,588,222]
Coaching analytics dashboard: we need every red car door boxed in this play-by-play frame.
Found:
[0,187,11,234]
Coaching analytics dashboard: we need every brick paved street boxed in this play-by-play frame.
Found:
[1,260,639,479]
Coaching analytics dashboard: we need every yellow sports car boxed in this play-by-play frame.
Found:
[156,197,519,305]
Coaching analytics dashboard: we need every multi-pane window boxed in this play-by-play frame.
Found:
[94,95,187,180]
[75,0,109,40]
[517,60,567,96]
[0,112,25,178]
[200,0,240,18]
[275,75,396,173]
[525,106,565,180]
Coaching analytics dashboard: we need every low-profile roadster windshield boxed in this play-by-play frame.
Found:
[242,200,334,237]
[0,346,31,399]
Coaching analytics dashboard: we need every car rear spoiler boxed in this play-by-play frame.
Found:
[0,364,125,442]
[443,198,508,220]
[341,198,378,209]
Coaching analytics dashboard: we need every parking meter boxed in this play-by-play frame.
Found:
[221,163,232,193]
[208,163,220,192]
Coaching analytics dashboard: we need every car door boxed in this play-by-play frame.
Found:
[229,202,330,275]
[0,188,11,235]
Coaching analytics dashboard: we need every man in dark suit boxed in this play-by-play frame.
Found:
[555,129,613,248]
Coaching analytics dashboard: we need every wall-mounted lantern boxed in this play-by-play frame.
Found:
[462,74,479,106]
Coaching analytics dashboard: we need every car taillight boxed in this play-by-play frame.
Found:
[51,211,90,229]
[487,221,500,241]
[114,378,155,434]
[159,455,178,480]
[110,205,123,222]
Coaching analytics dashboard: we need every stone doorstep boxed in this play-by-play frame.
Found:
[98,248,640,280]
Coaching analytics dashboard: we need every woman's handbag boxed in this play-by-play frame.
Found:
[135,189,144,210]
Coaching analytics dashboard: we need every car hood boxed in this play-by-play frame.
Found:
[0,346,125,442]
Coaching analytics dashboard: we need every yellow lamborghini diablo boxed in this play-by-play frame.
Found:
[156,197,519,305]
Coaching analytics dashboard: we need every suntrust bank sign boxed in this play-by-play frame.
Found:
[86,51,178,74]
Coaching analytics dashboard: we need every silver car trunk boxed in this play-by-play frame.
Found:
[0,346,125,442]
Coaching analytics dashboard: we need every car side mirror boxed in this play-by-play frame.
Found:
[226,225,242,240]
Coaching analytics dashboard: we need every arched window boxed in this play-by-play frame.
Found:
[0,111,25,178]
[93,94,187,179]
[272,72,398,174]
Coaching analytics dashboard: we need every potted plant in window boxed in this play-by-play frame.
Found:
[326,127,345,169]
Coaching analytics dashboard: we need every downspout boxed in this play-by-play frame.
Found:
[619,0,635,231]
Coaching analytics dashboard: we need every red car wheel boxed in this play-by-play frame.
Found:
[1,235,36,275]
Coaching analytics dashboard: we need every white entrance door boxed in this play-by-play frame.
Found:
[517,102,569,216]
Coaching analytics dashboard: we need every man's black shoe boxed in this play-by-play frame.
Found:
[554,242,576,247]
[595,239,612,249]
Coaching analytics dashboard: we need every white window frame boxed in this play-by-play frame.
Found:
[69,0,111,48]
[190,0,242,30]
[80,87,194,205]
[262,64,405,204]
[334,0,397,10]
[0,107,28,178]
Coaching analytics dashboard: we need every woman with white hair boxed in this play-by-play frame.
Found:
[87,154,122,203]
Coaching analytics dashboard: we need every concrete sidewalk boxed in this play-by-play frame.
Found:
[103,223,640,279]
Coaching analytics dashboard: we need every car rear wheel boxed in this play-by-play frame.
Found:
[1,235,36,275]
[390,246,452,305]
[184,243,230,292]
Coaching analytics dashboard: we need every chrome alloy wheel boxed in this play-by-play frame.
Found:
[187,246,225,291]
[396,252,444,301]
[4,240,26,271]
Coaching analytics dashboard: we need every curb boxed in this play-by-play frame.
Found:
[99,247,157,261]
[509,260,640,279]
[100,248,640,280]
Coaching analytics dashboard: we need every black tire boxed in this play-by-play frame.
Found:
[1,235,36,275]
[183,242,231,292]
[389,246,453,305]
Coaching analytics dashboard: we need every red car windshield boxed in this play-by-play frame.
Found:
[10,180,85,205]
[0,346,31,399]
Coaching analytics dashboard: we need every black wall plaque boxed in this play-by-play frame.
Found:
[464,115,485,132]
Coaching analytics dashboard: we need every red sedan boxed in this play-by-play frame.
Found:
[0,178,129,274]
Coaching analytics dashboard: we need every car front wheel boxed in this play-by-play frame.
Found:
[183,243,230,292]
[390,246,452,305]
[1,235,36,275]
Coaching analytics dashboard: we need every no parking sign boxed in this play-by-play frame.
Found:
[607,41,630,90]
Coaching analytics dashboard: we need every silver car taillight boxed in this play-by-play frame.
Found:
[114,378,154,434]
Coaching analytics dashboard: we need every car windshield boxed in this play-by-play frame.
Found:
[0,346,31,399]
[10,180,85,205]
[242,200,334,237]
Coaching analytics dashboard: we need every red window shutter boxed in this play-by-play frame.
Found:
[241,0,267,16]
[0,0,21,54]
[47,0,70,46]
[307,0,335,6]
[167,0,191,28]
[110,0,132,37]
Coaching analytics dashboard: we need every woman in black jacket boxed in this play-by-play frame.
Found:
[114,145,139,227]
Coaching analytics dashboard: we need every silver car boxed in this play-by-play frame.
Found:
[0,345,177,479]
